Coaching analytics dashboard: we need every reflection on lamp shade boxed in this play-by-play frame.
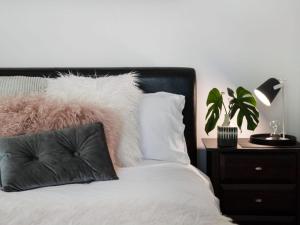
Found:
[254,78,281,106]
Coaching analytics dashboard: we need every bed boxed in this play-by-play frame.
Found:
[0,67,234,225]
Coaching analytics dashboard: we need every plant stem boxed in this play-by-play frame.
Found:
[222,102,228,115]
[221,92,229,115]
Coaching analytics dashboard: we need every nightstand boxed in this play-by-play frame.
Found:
[199,138,300,225]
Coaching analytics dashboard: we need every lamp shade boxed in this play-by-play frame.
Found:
[254,78,281,106]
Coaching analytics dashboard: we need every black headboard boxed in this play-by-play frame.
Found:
[0,67,197,166]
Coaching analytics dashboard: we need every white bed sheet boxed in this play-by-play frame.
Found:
[0,160,234,225]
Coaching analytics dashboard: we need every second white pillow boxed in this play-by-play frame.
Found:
[138,92,190,164]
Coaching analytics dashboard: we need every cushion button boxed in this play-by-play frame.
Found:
[74,152,80,157]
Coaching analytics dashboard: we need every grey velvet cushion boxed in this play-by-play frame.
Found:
[0,123,118,192]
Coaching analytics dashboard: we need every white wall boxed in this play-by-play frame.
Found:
[0,0,299,144]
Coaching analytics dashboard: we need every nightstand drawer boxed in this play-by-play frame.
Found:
[221,185,296,215]
[220,153,297,183]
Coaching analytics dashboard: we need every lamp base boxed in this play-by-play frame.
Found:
[265,136,289,141]
[250,133,297,146]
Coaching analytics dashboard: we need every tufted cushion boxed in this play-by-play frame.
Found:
[0,123,118,192]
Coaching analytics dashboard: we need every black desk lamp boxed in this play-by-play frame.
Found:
[250,78,297,145]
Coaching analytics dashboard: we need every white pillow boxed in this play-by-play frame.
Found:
[138,92,190,164]
[46,72,143,167]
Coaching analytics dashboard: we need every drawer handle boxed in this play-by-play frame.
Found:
[254,166,263,171]
[254,198,263,203]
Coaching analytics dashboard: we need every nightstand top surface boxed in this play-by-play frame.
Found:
[201,138,300,150]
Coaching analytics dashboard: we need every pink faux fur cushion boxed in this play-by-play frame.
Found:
[0,95,121,165]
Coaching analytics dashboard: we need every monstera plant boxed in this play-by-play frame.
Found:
[205,87,259,135]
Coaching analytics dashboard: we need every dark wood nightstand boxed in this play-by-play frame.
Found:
[199,138,300,225]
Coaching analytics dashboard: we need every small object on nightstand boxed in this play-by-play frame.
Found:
[268,120,281,140]
[205,87,259,148]
[250,133,297,146]
[217,126,237,148]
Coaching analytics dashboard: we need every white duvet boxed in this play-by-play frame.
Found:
[0,161,234,225]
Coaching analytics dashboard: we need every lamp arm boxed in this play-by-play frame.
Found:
[274,80,286,139]
[273,83,283,90]
[281,83,286,139]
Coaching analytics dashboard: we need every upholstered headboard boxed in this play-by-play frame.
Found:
[0,67,197,166]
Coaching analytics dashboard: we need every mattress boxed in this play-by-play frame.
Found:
[0,160,234,225]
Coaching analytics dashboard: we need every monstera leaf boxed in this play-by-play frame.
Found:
[205,88,223,134]
[228,87,259,131]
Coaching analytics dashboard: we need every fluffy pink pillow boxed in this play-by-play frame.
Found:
[0,95,121,165]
